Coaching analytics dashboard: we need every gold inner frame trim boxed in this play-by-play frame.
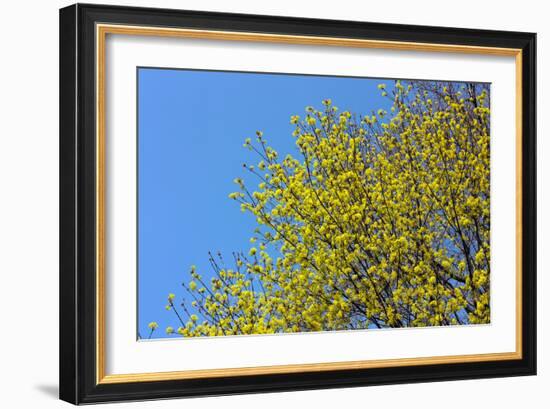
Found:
[96,23,523,385]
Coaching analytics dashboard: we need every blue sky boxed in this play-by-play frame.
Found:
[137,67,394,339]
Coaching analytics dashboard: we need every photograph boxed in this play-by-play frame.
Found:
[0,0,545,407]
[137,69,492,339]
[53,2,538,405]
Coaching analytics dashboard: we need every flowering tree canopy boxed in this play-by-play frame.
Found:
[155,80,490,337]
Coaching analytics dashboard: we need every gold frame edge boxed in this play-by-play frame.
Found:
[95,23,524,385]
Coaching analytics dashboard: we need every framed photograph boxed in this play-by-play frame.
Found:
[59,3,536,404]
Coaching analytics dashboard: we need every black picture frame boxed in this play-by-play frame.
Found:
[60,3,536,404]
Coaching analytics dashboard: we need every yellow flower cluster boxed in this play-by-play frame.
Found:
[163,80,491,336]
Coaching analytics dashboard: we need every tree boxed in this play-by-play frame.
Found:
[156,80,490,338]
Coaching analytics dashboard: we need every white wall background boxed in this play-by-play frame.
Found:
[0,0,546,407]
